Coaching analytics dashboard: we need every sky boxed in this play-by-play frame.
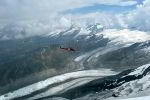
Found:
[0,0,149,39]
[0,0,145,22]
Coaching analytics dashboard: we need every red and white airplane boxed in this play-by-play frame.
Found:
[59,46,76,52]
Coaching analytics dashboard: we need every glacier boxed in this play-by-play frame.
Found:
[0,23,150,100]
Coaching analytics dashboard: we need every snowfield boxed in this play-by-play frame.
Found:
[0,69,116,100]
[1,26,150,100]
[96,29,150,45]
[120,96,150,100]
[108,64,150,100]
[111,96,150,100]
[2,63,150,100]
[74,28,150,63]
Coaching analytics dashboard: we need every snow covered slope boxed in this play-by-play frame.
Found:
[0,54,150,100]
[58,63,150,100]
[61,63,150,100]
[1,23,150,100]
[111,64,150,98]
[0,69,116,100]
[118,96,150,100]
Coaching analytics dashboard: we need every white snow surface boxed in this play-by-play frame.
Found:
[140,47,150,53]
[96,29,150,45]
[119,96,150,100]
[107,96,150,100]
[45,27,150,46]
[0,69,116,100]
[28,77,96,100]
[111,64,150,99]
[115,74,150,96]
[128,64,150,76]
[73,28,150,62]
[106,64,150,100]
[74,54,88,62]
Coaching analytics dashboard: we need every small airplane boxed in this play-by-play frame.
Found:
[59,46,76,52]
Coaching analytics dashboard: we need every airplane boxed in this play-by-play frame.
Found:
[59,46,76,52]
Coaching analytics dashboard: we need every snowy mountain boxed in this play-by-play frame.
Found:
[0,69,117,100]
[1,63,150,100]
[59,63,150,100]
[1,0,150,99]
[111,64,150,99]
[0,23,150,100]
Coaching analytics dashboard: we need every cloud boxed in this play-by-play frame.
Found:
[119,1,137,6]
[0,0,149,40]
[143,0,150,6]
[59,3,150,32]
[0,0,138,23]
[59,17,72,27]
[126,6,150,31]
